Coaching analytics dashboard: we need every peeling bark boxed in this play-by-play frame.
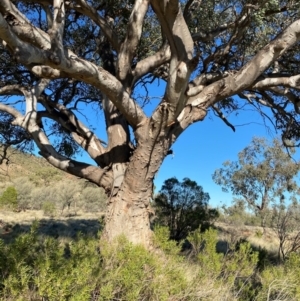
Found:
[103,130,170,246]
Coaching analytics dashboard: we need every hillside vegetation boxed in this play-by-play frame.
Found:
[0,147,64,181]
[0,147,107,216]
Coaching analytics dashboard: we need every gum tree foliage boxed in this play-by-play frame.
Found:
[153,177,215,241]
[1,0,300,245]
[213,137,300,226]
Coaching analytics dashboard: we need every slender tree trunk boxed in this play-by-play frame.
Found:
[278,240,285,262]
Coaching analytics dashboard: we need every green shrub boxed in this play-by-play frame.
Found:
[255,229,263,238]
[187,227,259,300]
[0,224,188,301]
[256,252,300,300]
[42,201,56,217]
[189,228,223,275]
[153,226,182,256]
[0,186,18,210]
[1,223,101,301]
[100,235,188,301]
[4,223,299,301]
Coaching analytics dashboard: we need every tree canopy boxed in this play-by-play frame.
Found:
[153,177,215,240]
[213,137,300,224]
[1,0,300,244]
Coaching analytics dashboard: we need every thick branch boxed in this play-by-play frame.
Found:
[102,95,132,189]
[42,3,53,28]
[117,0,150,86]
[0,103,23,120]
[38,100,107,165]
[49,0,65,64]
[188,19,300,108]
[170,105,207,140]
[150,0,195,120]
[37,140,113,190]
[0,13,48,65]
[234,19,300,92]
[0,82,113,189]
[0,0,51,49]
[0,84,25,96]
[0,13,146,129]
[187,72,229,97]
[151,0,193,62]
[133,43,171,83]
[252,75,300,90]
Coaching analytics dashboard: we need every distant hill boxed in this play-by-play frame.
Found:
[0,147,72,184]
[0,146,107,215]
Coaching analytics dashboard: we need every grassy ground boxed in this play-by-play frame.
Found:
[215,222,279,256]
[0,209,280,256]
[0,210,103,243]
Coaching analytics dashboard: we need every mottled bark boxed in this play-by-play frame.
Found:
[103,125,171,246]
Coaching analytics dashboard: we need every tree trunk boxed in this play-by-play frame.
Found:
[103,183,153,247]
[102,132,170,247]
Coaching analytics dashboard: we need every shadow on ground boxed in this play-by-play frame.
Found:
[0,218,102,243]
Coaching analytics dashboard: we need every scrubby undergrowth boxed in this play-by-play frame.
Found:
[0,223,299,301]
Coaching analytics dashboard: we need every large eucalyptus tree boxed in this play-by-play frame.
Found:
[1,0,300,246]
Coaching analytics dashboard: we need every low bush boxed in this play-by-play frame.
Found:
[0,223,300,300]
[42,201,56,217]
[0,186,18,210]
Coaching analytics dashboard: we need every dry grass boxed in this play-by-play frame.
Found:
[215,222,279,255]
[0,209,104,243]
[0,210,281,260]
[0,209,103,224]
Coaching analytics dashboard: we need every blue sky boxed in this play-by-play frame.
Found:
[154,109,276,208]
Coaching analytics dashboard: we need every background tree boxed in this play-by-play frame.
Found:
[219,198,261,226]
[213,137,300,227]
[153,177,216,240]
[13,177,35,210]
[81,184,107,213]
[1,1,300,245]
[271,199,300,261]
